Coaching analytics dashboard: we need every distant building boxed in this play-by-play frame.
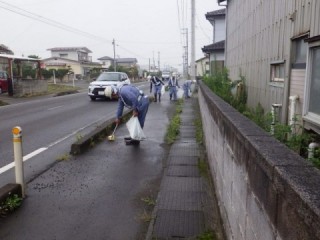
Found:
[43,47,101,80]
[0,44,14,55]
[195,56,209,79]
[97,56,114,69]
[222,0,320,134]
[97,56,138,69]
[201,8,226,75]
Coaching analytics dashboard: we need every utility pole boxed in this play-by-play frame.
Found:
[158,51,160,72]
[190,0,196,80]
[153,51,155,73]
[112,39,117,71]
[182,28,189,78]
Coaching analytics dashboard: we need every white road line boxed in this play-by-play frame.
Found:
[0,115,109,175]
[0,162,14,174]
[0,147,48,174]
[47,106,63,110]
[23,147,48,161]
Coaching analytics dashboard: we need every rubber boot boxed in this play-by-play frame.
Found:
[154,93,157,102]
[158,93,161,102]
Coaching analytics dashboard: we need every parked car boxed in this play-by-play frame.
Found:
[88,72,131,101]
[0,70,8,94]
[161,71,171,81]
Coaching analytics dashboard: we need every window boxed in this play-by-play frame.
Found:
[59,54,68,58]
[292,37,308,69]
[270,62,285,82]
[308,46,320,115]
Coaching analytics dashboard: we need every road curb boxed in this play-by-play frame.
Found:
[70,109,132,155]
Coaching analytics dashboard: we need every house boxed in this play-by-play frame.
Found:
[195,56,209,79]
[221,0,320,134]
[43,47,101,80]
[0,54,46,96]
[0,44,14,55]
[97,56,114,69]
[201,8,226,75]
[97,56,138,69]
[116,58,138,68]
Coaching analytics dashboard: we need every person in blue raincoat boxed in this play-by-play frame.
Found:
[150,75,165,102]
[104,84,149,129]
[167,76,180,101]
[183,80,196,99]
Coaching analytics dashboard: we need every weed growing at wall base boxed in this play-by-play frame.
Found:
[165,100,183,144]
[203,69,320,169]
[0,193,22,216]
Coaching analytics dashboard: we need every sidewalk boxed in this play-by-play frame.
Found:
[146,97,224,239]
[0,89,223,239]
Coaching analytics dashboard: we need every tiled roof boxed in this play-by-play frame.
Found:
[0,44,14,55]
[202,40,225,53]
[205,8,226,19]
[97,57,137,63]
[217,0,227,4]
[116,58,137,63]
[47,47,92,53]
[98,56,113,61]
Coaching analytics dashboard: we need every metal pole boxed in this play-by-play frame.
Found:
[190,0,196,80]
[158,51,160,72]
[113,39,117,72]
[53,70,56,84]
[12,126,25,197]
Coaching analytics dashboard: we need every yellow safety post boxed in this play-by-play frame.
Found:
[12,126,25,197]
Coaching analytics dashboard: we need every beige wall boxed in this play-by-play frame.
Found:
[225,0,320,123]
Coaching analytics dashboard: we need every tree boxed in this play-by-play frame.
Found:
[55,69,69,81]
[41,69,53,80]
[27,55,40,59]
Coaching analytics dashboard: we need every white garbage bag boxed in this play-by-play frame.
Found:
[177,88,184,99]
[126,116,146,140]
[161,85,165,95]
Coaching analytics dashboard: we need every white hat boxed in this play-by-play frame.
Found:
[104,86,113,98]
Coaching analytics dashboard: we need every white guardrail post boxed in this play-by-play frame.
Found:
[12,126,25,197]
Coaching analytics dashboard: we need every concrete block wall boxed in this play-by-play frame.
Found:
[198,81,320,240]
[14,79,48,97]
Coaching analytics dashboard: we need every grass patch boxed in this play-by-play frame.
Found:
[141,197,156,206]
[165,100,183,144]
[138,209,152,223]
[47,84,80,95]
[194,118,203,144]
[17,83,81,98]
[56,154,70,161]
[0,193,23,216]
[198,159,210,179]
[0,100,9,106]
[165,114,181,144]
[197,230,217,240]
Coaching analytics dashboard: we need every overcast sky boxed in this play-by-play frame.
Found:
[0,0,223,71]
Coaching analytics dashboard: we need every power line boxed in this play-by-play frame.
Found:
[0,1,112,43]
[0,0,186,65]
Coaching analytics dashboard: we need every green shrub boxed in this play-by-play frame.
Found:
[203,69,320,169]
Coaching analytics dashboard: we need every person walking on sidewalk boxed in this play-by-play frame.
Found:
[183,79,196,99]
[150,75,165,102]
[104,84,149,129]
[167,76,180,101]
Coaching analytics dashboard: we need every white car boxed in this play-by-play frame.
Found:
[161,71,171,81]
[88,72,131,100]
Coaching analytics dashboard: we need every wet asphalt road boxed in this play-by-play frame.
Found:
[0,85,175,240]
